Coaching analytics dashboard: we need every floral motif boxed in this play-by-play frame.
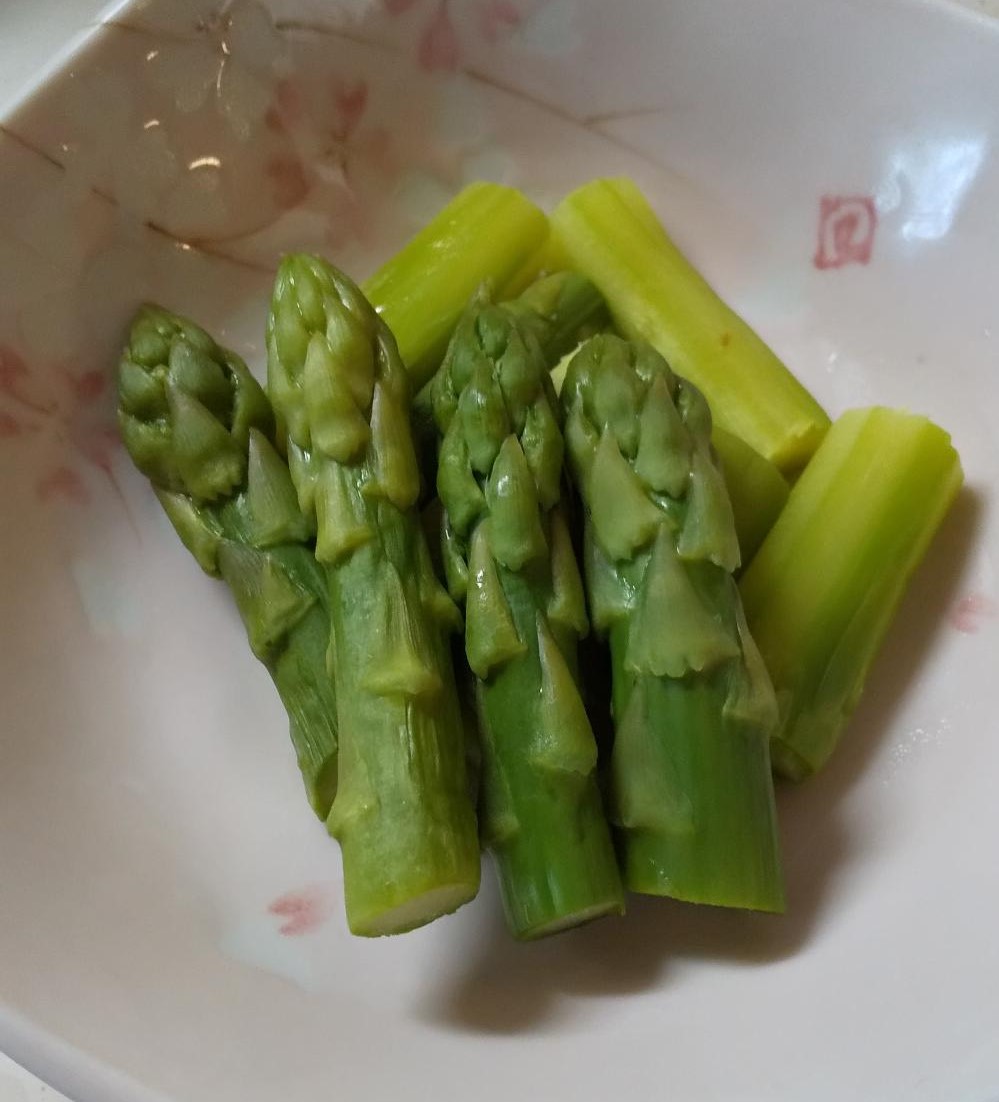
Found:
[0,344,125,511]
[267,885,333,937]
[950,593,998,634]
[260,70,402,249]
[384,0,528,72]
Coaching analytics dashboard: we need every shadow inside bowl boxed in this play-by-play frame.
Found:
[415,487,980,1035]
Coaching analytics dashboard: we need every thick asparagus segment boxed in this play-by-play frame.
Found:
[118,306,339,819]
[552,177,830,473]
[712,425,790,565]
[268,254,480,936]
[740,407,963,780]
[363,182,549,389]
[432,296,624,939]
[562,333,784,912]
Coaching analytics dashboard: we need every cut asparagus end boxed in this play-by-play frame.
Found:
[552,177,830,473]
[351,880,480,938]
[514,898,625,941]
[740,406,963,778]
[363,181,549,388]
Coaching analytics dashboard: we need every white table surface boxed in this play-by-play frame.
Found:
[0,0,997,1098]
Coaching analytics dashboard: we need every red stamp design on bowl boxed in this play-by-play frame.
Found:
[949,593,997,634]
[814,196,877,270]
[267,885,333,937]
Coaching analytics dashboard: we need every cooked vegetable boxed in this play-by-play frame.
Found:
[551,348,790,566]
[505,269,611,363]
[712,426,790,565]
[431,294,624,939]
[118,174,965,945]
[562,333,784,912]
[268,255,480,936]
[117,305,339,818]
[552,177,830,473]
[740,407,963,780]
[363,182,549,389]
[411,269,610,494]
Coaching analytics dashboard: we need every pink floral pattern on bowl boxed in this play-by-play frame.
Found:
[0,344,122,508]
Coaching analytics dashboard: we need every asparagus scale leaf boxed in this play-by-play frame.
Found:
[118,305,339,819]
[432,293,624,940]
[268,254,480,937]
[562,333,784,912]
[740,407,963,779]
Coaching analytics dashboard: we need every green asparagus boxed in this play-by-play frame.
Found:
[740,407,963,780]
[432,295,625,939]
[551,344,791,566]
[267,254,480,936]
[363,182,549,389]
[411,270,610,495]
[117,305,339,819]
[504,270,611,363]
[712,425,790,565]
[562,333,784,912]
[552,177,830,473]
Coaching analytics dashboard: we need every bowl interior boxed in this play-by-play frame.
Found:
[1,2,998,1101]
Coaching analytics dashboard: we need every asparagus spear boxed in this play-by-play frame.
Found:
[552,177,830,473]
[117,306,339,819]
[561,333,784,911]
[740,407,963,780]
[363,182,549,389]
[431,295,625,939]
[712,425,790,565]
[268,254,480,936]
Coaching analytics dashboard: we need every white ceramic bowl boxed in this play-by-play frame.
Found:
[2,2,998,1100]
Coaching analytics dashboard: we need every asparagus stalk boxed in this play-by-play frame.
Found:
[117,306,339,819]
[431,295,624,939]
[267,254,480,936]
[740,407,963,780]
[712,425,790,565]
[500,231,573,298]
[562,333,784,911]
[363,182,549,389]
[505,270,611,363]
[552,177,830,473]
